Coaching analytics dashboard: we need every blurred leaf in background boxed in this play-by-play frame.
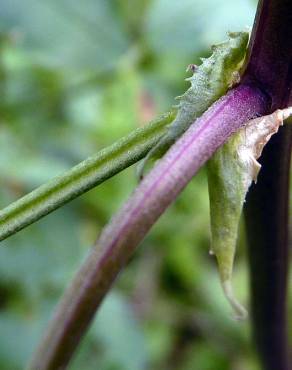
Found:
[0,0,264,369]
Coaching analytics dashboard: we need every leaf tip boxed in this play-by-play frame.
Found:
[222,280,248,321]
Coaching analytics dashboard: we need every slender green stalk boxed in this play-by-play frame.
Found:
[0,111,174,242]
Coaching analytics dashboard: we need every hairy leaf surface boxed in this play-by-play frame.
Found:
[138,31,249,177]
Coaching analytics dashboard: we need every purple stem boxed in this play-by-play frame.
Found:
[243,1,292,369]
[245,125,292,370]
[29,84,269,370]
[243,0,292,108]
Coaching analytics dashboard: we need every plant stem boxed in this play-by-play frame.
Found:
[0,111,174,242]
[245,125,292,370]
[28,84,269,370]
[243,0,292,108]
[243,1,292,369]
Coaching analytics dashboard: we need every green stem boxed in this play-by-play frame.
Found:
[0,111,174,242]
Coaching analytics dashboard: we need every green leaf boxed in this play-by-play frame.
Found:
[207,108,292,319]
[207,134,248,320]
[138,31,248,177]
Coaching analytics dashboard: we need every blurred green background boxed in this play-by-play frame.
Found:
[0,1,266,369]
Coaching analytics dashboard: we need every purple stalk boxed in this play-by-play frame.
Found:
[243,0,292,108]
[245,125,292,370]
[29,84,269,370]
[243,1,292,369]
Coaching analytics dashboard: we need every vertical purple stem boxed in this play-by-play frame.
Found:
[243,0,292,108]
[245,125,292,370]
[29,84,268,370]
[243,1,292,369]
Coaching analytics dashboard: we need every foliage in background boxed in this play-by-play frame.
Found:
[0,0,267,369]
